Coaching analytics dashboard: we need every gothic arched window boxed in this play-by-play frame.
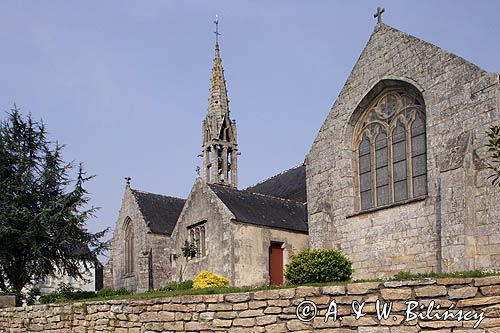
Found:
[354,87,427,211]
[124,217,134,274]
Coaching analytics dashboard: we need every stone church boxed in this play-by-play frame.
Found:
[104,17,500,293]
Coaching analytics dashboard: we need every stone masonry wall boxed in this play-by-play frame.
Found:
[104,187,172,293]
[306,22,500,279]
[170,179,235,284]
[2,276,500,332]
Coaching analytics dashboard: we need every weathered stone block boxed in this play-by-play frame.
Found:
[249,300,268,309]
[264,306,282,314]
[256,315,277,326]
[295,286,321,298]
[475,276,500,287]
[213,318,232,327]
[448,286,478,299]
[347,282,381,294]
[216,311,238,319]
[239,309,264,318]
[157,310,174,321]
[414,285,448,297]
[321,285,346,295]
[381,288,412,300]
[233,317,256,327]
[436,278,473,285]
[481,285,500,296]
[457,296,500,307]
[254,290,280,300]
[286,319,312,331]
[225,293,251,303]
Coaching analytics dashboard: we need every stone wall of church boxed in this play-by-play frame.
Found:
[232,222,309,287]
[149,233,173,290]
[170,179,235,284]
[306,23,500,279]
[104,188,167,293]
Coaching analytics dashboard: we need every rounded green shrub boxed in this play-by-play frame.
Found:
[285,249,352,284]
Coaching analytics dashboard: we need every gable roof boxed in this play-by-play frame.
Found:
[131,189,185,235]
[208,183,308,233]
[245,164,307,203]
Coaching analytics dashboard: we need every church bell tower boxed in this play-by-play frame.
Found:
[202,17,238,187]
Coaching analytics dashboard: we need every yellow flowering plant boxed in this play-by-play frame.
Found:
[193,271,229,289]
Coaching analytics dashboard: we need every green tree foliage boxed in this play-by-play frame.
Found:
[486,125,500,187]
[181,239,198,260]
[285,249,352,284]
[0,106,108,296]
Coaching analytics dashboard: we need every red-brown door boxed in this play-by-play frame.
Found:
[269,243,284,285]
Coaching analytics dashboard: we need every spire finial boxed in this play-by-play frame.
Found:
[214,15,221,45]
[374,7,385,24]
[124,176,131,188]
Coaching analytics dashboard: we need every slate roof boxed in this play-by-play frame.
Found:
[245,165,307,203]
[131,189,185,235]
[208,184,308,233]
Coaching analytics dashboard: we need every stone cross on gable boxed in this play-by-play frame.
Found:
[125,176,131,187]
[374,7,385,24]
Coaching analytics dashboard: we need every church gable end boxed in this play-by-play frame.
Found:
[307,22,500,279]
[104,185,184,293]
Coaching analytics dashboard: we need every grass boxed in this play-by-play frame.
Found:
[42,270,500,305]
[390,270,499,280]
[73,284,294,303]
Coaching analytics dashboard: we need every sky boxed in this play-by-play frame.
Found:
[0,1,499,262]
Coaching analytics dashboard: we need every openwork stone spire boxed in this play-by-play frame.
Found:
[202,18,238,187]
[206,43,230,134]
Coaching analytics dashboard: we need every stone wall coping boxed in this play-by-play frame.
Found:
[1,276,499,312]
[1,276,500,331]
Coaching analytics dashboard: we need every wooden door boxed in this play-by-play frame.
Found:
[269,243,284,285]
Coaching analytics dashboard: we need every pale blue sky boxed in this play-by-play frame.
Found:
[0,1,498,261]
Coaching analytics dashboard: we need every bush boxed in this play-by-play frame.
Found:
[96,287,131,298]
[26,287,41,306]
[39,283,97,304]
[39,292,64,304]
[193,271,229,289]
[158,280,193,292]
[285,249,352,284]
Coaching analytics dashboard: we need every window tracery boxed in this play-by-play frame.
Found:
[354,88,427,211]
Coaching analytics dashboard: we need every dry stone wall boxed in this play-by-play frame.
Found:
[1,276,500,332]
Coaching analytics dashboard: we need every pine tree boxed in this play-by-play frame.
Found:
[0,106,108,296]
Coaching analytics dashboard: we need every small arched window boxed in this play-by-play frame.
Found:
[354,87,427,211]
[124,217,134,274]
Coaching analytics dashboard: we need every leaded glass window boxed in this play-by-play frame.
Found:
[354,88,427,211]
[124,217,134,274]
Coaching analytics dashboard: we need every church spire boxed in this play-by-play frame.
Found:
[202,16,238,187]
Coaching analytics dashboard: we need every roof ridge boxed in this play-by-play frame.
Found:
[209,183,304,205]
[245,190,307,205]
[245,163,305,190]
[130,188,185,201]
